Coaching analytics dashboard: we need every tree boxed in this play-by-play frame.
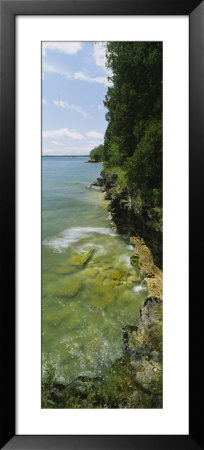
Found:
[103,42,162,203]
[90,144,104,162]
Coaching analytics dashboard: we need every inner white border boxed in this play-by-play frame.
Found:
[16,16,189,435]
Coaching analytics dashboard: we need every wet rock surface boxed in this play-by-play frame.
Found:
[95,171,162,269]
[95,170,163,407]
[122,296,162,408]
[130,236,163,299]
[48,296,162,409]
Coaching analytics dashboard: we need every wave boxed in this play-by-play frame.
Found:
[118,255,132,269]
[81,243,106,255]
[89,185,101,190]
[127,244,134,250]
[133,285,146,293]
[43,227,117,252]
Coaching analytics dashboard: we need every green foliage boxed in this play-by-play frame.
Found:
[103,142,123,167]
[42,345,162,409]
[103,166,127,188]
[151,366,163,407]
[125,119,162,199]
[90,359,136,408]
[152,188,162,205]
[90,144,104,162]
[42,361,56,408]
[103,42,162,205]
[61,357,137,409]
[41,354,137,409]
[131,305,163,355]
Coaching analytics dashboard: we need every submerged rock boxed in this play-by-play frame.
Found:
[54,278,82,298]
[42,304,73,324]
[83,267,99,278]
[103,278,120,287]
[55,266,76,275]
[69,249,94,266]
[110,269,127,281]
[87,283,115,308]
[127,275,140,283]
[102,263,113,271]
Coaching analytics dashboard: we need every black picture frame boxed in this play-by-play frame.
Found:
[0,0,203,449]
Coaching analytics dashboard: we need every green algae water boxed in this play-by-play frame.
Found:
[42,156,147,383]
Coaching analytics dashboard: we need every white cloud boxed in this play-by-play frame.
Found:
[42,42,82,56]
[42,144,93,156]
[52,141,64,146]
[71,105,91,119]
[94,43,106,69]
[74,71,108,86]
[53,100,91,118]
[93,42,113,83]
[53,100,68,108]
[42,65,110,86]
[42,99,47,105]
[42,63,71,79]
[42,128,84,140]
[43,63,59,74]
[98,103,104,110]
[86,130,104,139]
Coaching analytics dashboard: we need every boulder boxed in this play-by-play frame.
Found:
[54,278,82,298]
[69,249,94,266]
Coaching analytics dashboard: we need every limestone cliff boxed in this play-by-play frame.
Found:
[93,170,163,269]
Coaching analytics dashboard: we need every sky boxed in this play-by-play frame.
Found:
[42,42,110,156]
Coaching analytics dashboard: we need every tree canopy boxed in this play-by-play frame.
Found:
[103,42,162,204]
[90,144,104,162]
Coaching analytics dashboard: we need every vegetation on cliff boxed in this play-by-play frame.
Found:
[90,144,104,162]
[103,42,162,205]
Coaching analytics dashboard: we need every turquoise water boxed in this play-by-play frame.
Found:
[42,156,147,382]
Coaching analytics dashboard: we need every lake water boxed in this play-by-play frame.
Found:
[42,156,147,382]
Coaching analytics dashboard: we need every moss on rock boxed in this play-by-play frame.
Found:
[127,275,140,283]
[110,269,127,281]
[55,266,75,275]
[83,267,99,278]
[69,249,94,266]
[54,278,82,298]
[102,263,113,270]
[87,284,115,308]
[130,255,139,266]
[103,278,120,287]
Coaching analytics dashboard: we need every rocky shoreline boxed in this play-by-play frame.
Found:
[91,170,162,298]
[92,170,163,269]
[91,170,163,407]
[48,293,162,408]
[43,170,163,409]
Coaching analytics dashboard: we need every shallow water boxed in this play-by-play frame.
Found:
[42,156,147,382]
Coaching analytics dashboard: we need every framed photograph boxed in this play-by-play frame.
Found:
[0,0,203,449]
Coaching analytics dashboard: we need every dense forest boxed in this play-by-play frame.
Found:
[92,42,163,205]
[90,144,104,162]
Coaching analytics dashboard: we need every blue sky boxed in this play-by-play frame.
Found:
[42,42,110,156]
